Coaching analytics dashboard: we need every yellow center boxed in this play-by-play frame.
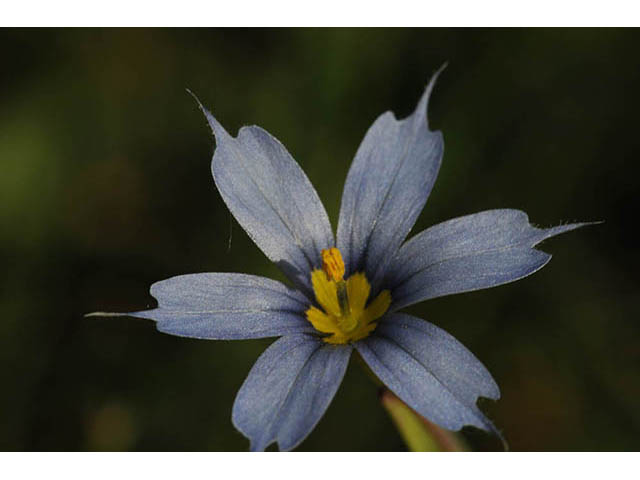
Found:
[306,247,391,344]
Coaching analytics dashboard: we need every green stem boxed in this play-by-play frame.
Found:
[380,389,467,452]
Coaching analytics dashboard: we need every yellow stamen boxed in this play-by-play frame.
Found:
[321,248,350,316]
[321,248,345,282]
[307,248,391,344]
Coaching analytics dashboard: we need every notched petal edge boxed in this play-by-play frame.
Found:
[88,273,315,340]
[357,313,501,440]
[386,209,599,310]
[336,65,447,293]
[188,90,334,297]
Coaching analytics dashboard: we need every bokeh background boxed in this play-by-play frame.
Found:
[1,28,638,451]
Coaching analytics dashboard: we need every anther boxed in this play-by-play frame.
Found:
[321,248,351,316]
[321,248,345,282]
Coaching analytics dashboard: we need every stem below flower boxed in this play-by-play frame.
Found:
[379,389,467,452]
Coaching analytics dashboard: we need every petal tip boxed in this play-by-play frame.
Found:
[187,89,229,140]
[84,311,127,318]
[535,220,602,247]
[476,417,509,451]
[414,62,447,127]
[84,310,157,323]
[428,62,448,88]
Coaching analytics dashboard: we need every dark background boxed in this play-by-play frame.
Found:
[1,28,638,451]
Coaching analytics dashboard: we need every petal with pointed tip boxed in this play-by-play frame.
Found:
[128,273,314,340]
[356,313,500,435]
[194,95,333,296]
[386,209,593,310]
[337,66,445,292]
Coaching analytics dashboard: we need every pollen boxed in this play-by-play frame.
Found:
[306,248,391,344]
[321,247,345,282]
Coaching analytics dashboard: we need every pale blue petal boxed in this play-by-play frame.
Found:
[193,94,333,296]
[356,313,500,435]
[337,66,445,292]
[387,209,593,310]
[128,273,314,339]
[232,335,351,451]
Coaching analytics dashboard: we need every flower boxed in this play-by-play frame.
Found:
[103,67,590,451]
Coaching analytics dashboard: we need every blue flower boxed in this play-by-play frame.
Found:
[110,68,590,451]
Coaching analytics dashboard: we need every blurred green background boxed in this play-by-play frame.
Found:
[1,28,637,451]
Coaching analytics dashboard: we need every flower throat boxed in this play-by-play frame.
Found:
[306,248,391,344]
